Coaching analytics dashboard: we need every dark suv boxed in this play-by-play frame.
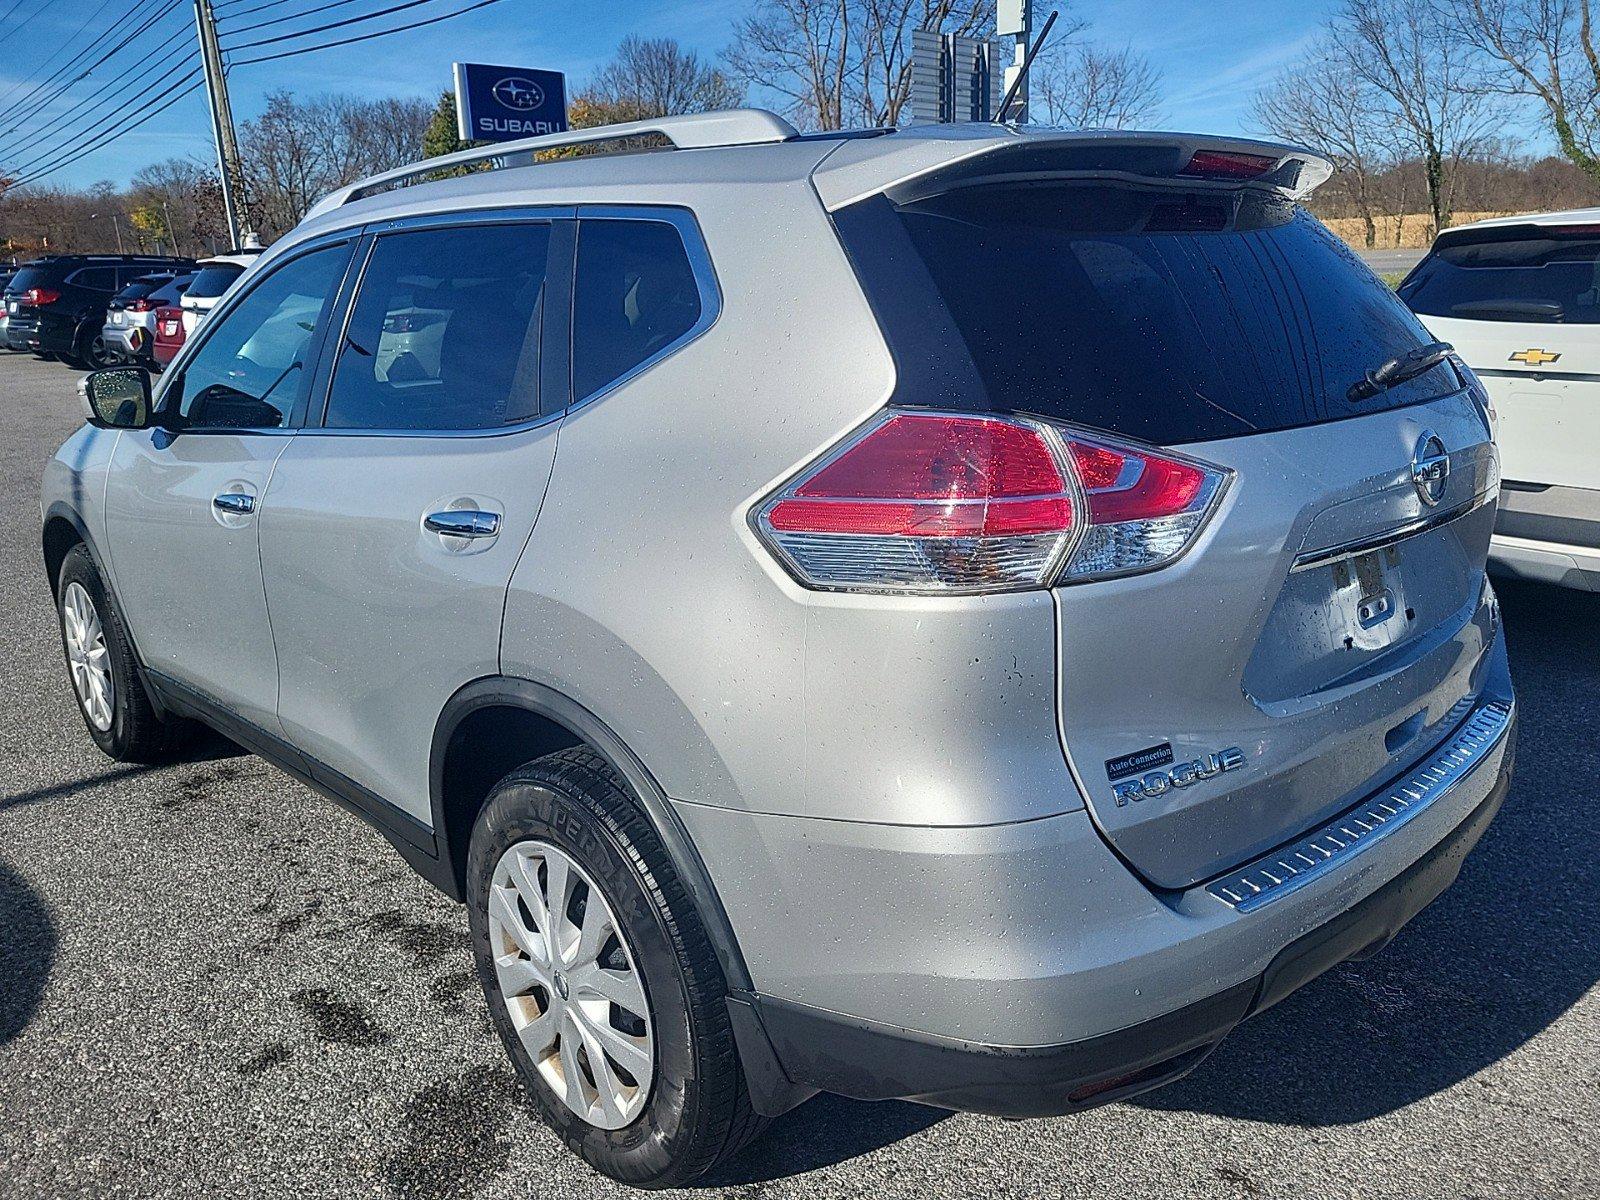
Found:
[4,254,193,367]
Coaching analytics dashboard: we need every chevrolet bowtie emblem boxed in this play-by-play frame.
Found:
[1509,347,1561,366]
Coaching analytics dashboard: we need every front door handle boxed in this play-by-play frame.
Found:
[213,492,256,515]
[423,509,501,539]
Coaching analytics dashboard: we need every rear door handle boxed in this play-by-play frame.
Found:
[423,509,501,539]
[213,492,256,515]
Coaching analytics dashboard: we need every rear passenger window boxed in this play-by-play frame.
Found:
[324,223,551,431]
[70,267,116,291]
[573,219,703,402]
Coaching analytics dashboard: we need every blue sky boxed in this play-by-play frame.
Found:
[0,0,1522,191]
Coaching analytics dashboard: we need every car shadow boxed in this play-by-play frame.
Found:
[698,1093,949,1187]
[0,857,57,1047]
[1134,577,1599,1125]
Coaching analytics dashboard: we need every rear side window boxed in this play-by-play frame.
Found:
[573,219,703,402]
[187,263,245,299]
[323,222,551,431]
[149,276,192,305]
[1399,227,1600,324]
[114,277,166,302]
[69,267,116,291]
[834,182,1458,445]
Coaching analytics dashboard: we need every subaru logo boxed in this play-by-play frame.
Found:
[492,77,544,111]
[1410,431,1450,507]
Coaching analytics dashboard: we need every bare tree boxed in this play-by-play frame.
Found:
[583,35,743,123]
[726,0,994,130]
[1454,0,1600,183]
[1253,41,1397,246]
[1034,42,1162,130]
[1333,0,1498,236]
[239,91,433,236]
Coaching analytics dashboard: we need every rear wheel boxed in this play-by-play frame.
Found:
[56,544,182,762]
[467,748,767,1187]
[73,325,116,370]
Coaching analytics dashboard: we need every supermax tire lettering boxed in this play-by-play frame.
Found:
[1112,747,1246,806]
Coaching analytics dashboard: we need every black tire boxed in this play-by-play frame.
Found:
[467,747,768,1188]
[73,324,115,370]
[55,544,182,762]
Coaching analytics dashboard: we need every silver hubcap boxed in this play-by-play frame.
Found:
[489,840,654,1129]
[62,582,114,731]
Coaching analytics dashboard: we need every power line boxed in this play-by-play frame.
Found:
[0,24,196,163]
[0,0,184,135]
[7,77,205,190]
[0,0,62,51]
[4,54,201,178]
[222,0,375,38]
[229,0,507,66]
[0,0,120,113]
[222,0,477,53]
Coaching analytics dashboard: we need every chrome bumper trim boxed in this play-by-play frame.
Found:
[1207,699,1513,914]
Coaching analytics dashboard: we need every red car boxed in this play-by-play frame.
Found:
[152,304,185,368]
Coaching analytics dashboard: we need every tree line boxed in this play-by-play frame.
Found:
[4,0,1600,258]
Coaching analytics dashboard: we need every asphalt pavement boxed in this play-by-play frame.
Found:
[1357,247,1427,275]
[0,350,1595,1199]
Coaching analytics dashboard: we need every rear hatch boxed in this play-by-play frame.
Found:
[4,264,56,331]
[1401,222,1600,492]
[828,133,1501,889]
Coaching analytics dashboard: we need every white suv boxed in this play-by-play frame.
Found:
[1402,210,1600,590]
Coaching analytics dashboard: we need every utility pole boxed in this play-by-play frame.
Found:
[997,0,1031,123]
[193,0,245,249]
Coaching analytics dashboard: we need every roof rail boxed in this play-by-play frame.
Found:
[304,108,801,221]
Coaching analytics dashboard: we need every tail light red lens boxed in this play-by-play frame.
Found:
[22,287,60,306]
[755,412,1228,593]
[1179,149,1277,180]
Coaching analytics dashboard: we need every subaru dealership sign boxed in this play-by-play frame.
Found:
[454,63,569,142]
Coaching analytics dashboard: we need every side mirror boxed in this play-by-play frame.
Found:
[79,368,154,430]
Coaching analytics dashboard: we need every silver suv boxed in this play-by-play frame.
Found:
[43,111,1517,1188]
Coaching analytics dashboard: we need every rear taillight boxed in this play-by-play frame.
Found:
[754,412,1228,594]
[1061,434,1225,581]
[22,287,60,306]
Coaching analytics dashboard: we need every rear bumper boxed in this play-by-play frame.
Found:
[102,325,147,357]
[704,633,1516,1117]
[1490,482,1600,590]
[6,312,73,354]
[739,741,1513,1117]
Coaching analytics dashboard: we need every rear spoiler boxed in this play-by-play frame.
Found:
[812,128,1334,211]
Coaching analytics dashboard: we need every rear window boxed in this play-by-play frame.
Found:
[5,266,52,294]
[114,277,168,302]
[186,263,246,299]
[1399,226,1600,324]
[834,181,1458,444]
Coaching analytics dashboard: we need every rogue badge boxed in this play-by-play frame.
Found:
[1112,746,1246,806]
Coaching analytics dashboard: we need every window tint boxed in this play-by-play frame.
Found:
[70,267,116,291]
[323,223,551,431]
[173,244,348,431]
[834,183,1458,445]
[113,277,168,303]
[7,266,51,294]
[187,263,246,300]
[1400,228,1600,324]
[148,276,193,305]
[573,219,702,402]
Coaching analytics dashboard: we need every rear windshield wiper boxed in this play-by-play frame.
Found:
[1347,340,1454,402]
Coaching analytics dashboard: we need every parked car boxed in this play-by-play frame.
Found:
[1400,210,1600,591]
[42,113,1516,1188]
[179,248,264,335]
[3,254,193,367]
[0,269,15,347]
[102,272,192,366]
[151,304,186,369]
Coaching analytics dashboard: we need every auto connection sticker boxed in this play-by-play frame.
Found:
[1105,742,1175,782]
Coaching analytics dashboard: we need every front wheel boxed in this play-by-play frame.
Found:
[467,748,768,1187]
[56,544,182,761]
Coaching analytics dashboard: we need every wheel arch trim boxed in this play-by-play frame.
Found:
[430,675,754,993]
